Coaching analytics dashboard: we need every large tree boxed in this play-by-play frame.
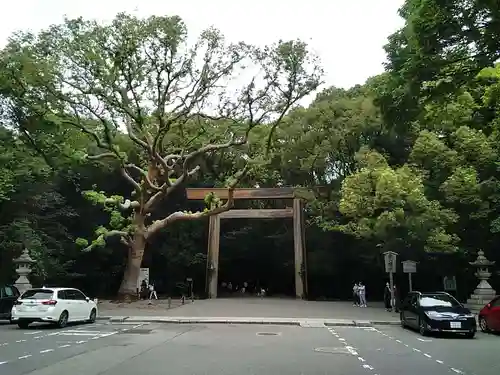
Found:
[1,14,322,298]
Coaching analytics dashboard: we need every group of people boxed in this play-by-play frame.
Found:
[221,281,267,296]
[352,282,367,307]
[352,281,400,311]
[140,279,158,301]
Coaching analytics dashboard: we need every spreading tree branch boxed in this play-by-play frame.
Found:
[146,165,249,237]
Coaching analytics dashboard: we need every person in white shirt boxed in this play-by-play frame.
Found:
[358,282,367,307]
[148,283,158,300]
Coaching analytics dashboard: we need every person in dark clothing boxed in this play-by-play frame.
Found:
[393,284,400,312]
[383,282,392,311]
[352,283,360,307]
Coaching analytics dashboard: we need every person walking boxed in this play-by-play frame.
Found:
[148,282,158,300]
[384,282,392,311]
[358,282,367,307]
[352,283,359,307]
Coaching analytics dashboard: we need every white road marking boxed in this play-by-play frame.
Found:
[75,340,86,344]
[0,361,8,365]
[99,332,117,338]
[24,331,41,335]
[34,336,43,339]
[371,327,467,375]
[18,355,32,360]
[58,344,71,348]
[40,349,54,354]
[327,329,376,373]
[1,343,8,346]
[15,340,26,343]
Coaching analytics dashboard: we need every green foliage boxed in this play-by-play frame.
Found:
[3,3,500,297]
[334,149,458,253]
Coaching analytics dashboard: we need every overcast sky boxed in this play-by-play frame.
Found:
[0,0,405,89]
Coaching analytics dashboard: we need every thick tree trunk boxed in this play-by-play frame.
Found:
[117,216,147,301]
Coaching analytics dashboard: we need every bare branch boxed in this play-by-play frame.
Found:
[146,165,249,237]
[125,163,162,191]
[86,152,118,160]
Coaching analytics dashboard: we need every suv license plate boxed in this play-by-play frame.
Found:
[450,322,461,329]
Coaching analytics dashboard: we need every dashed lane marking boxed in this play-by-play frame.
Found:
[0,324,131,366]
[328,328,377,374]
[361,326,468,375]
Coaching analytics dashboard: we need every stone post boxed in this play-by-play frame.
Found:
[13,249,35,295]
[467,250,497,313]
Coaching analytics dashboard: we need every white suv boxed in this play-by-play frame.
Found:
[11,287,98,329]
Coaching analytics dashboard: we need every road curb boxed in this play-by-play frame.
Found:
[106,316,401,327]
[96,316,112,321]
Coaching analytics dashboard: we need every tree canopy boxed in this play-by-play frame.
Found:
[1,5,499,300]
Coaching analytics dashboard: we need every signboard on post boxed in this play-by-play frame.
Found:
[383,251,398,312]
[402,260,417,292]
[402,260,417,274]
[443,276,457,291]
[383,251,398,273]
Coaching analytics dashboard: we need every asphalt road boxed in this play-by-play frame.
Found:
[0,320,498,375]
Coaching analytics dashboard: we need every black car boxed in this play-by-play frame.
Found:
[0,285,20,321]
[400,291,476,338]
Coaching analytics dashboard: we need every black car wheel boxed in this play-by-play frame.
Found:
[400,312,406,328]
[88,309,97,324]
[57,311,69,328]
[479,316,490,333]
[419,318,429,336]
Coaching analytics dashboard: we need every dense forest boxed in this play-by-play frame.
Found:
[1,1,499,301]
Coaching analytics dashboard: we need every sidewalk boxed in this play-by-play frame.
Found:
[97,298,400,326]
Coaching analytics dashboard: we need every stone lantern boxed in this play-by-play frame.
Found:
[467,250,497,313]
[13,249,35,294]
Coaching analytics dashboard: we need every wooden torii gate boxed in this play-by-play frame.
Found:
[186,187,308,299]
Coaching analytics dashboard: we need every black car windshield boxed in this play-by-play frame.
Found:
[21,289,54,300]
[419,294,460,307]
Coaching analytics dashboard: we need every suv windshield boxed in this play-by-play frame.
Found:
[21,289,54,300]
[419,294,460,308]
